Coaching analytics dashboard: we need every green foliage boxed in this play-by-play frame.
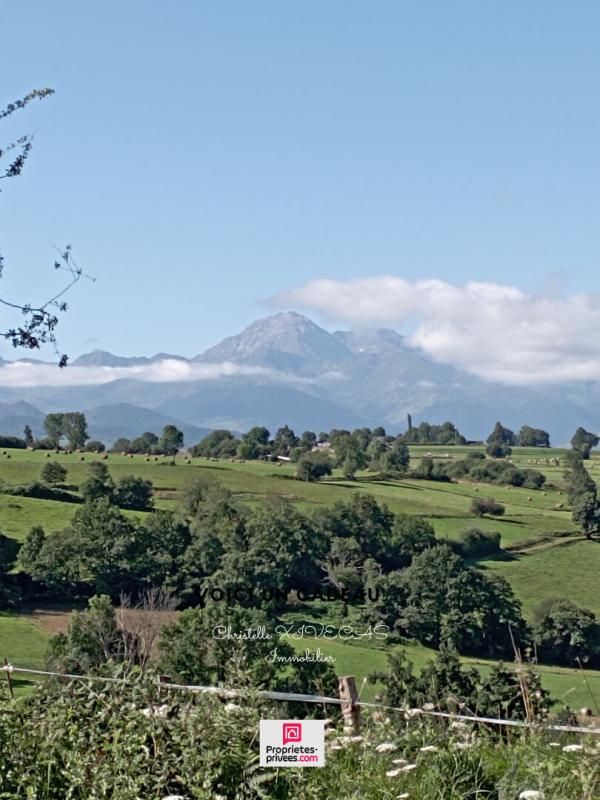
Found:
[396,545,527,656]
[48,594,121,673]
[83,439,106,453]
[571,426,600,459]
[237,426,270,460]
[402,421,466,445]
[534,598,600,668]
[0,434,26,448]
[190,429,239,458]
[486,441,512,458]
[81,460,115,503]
[456,528,502,559]
[158,424,184,456]
[470,496,505,517]
[23,424,34,447]
[486,421,516,447]
[372,647,552,721]
[44,412,88,449]
[518,425,550,447]
[113,475,154,510]
[41,460,67,485]
[295,451,332,481]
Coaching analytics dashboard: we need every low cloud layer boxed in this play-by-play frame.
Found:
[0,360,275,388]
[274,276,600,385]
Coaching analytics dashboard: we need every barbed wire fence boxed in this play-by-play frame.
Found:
[2,662,599,737]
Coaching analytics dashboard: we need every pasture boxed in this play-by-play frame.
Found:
[1,444,599,710]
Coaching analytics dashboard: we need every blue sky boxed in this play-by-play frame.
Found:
[1,1,600,365]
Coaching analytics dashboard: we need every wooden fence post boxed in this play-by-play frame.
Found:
[338,675,360,732]
[3,659,14,699]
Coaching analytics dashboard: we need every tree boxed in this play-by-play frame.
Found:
[485,441,512,458]
[1,90,84,363]
[295,451,332,482]
[41,461,67,485]
[486,421,516,449]
[62,412,88,450]
[565,453,596,501]
[237,426,270,460]
[272,425,299,456]
[518,425,550,448]
[44,413,64,448]
[534,599,600,668]
[83,440,105,453]
[334,433,367,479]
[81,461,115,503]
[130,431,159,453]
[47,595,121,673]
[571,491,600,539]
[17,526,46,574]
[158,425,183,456]
[379,440,410,475]
[190,429,238,458]
[386,515,436,569]
[111,437,132,453]
[23,424,33,448]
[470,497,505,517]
[571,427,600,460]
[113,475,154,511]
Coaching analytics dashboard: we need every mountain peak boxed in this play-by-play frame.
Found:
[195,311,350,373]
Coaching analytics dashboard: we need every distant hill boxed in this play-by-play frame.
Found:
[0,400,211,447]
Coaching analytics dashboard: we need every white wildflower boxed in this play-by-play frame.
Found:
[519,792,544,800]
[548,742,560,747]
[141,704,169,718]
[562,744,584,752]
[401,764,417,772]
[162,796,185,800]
[376,742,397,753]
[386,768,402,777]
[391,757,408,765]
[223,702,241,713]
[419,745,439,753]
[422,702,435,711]
[397,795,410,799]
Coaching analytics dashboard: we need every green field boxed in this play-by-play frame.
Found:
[1,445,599,710]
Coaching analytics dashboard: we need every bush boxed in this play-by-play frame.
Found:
[40,461,68,485]
[4,481,80,503]
[113,475,154,510]
[31,437,54,450]
[296,452,332,482]
[486,442,512,458]
[457,528,502,558]
[83,440,106,453]
[470,497,505,517]
[0,435,26,449]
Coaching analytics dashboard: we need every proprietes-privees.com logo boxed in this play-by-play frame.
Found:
[259,720,325,767]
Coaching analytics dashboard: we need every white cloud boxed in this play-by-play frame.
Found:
[273,276,600,384]
[0,359,276,388]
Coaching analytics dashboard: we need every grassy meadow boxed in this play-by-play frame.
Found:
[1,444,599,711]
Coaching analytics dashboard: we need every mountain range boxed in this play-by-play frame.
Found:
[0,311,598,445]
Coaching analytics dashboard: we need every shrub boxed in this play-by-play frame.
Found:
[113,475,154,510]
[83,440,106,453]
[470,497,505,517]
[40,461,68,485]
[457,528,502,558]
[0,435,26,449]
[4,481,79,503]
[296,452,332,482]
